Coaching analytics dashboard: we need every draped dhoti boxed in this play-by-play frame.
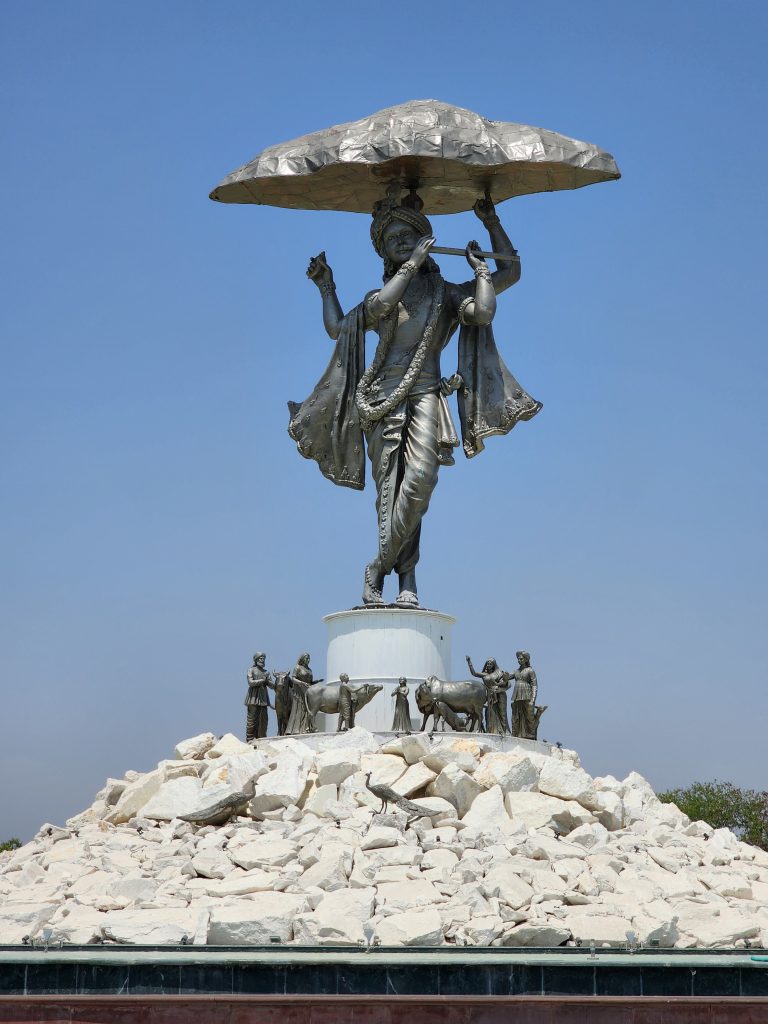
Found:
[365,391,440,576]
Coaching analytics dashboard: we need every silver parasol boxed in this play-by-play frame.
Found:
[209,99,620,215]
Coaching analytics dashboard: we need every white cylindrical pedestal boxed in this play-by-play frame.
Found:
[322,607,455,732]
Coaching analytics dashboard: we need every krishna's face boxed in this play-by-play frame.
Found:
[381,220,420,266]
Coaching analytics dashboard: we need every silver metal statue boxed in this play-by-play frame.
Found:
[391,677,412,733]
[336,673,356,732]
[211,101,619,606]
[291,190,540,607]
[510,650,546,740]
[285,652,318,735]
[466,655,511,734]
[416,674,486,733]
[306,679,382,731]
[273,670,292,737]
[244,652,274,741]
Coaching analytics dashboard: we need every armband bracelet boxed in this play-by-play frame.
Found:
[319,281,336,297]
[483,215,501,227]
[395,260,418,279]
[474,266,493,282]
[457,296,474,326]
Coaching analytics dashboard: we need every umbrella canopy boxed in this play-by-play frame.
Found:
[209,100,620,215]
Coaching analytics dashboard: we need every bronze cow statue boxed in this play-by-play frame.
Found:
[306,680,382,730]
[416,676,486,733]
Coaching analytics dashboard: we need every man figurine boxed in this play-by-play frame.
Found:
[337,673,356,732]
[510,650,545,740]
[244,652,274,741]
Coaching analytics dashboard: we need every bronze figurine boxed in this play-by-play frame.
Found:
[244,652,274,741]
[336,673,356,732]
[510,650,546,740]
[466,655,510,734]
[391,677,412,733]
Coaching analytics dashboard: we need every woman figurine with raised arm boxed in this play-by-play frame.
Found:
[290,189,540,608]
[391,676,412,733]
[466,654,510,735]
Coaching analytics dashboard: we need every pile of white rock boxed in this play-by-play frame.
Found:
[2,728,767,949]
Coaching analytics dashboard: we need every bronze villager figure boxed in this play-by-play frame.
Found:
[466,655,510,734]
[273,670,292,736]
[391,677,412,732]
[291,190,540,608]
[510,650,546,740]
[244,652,274,741]
[337,673,356,731]
[285,652,318,735]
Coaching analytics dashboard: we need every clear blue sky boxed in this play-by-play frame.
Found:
[2,2,766,841]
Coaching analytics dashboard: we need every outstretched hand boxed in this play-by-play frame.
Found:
[306,251,333,287]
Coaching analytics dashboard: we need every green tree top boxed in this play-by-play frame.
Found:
[658,781,768,852]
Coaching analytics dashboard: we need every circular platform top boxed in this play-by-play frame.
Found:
[323,606,457,625]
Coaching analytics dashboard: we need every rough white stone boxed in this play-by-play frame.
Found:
[361,826,401,851]
[560,910,635,946]
[231,837,297,871]
[375,879,439,910]
[505,791,595,832]
[391,761,436,797]
[502,921,571,947]
[206,733,253,758]
[0,902,57,943]
[102,908,209,944]
[106,769,165,824]
[375,907,443,945]
[474,753,540,794]
[303,784,338,816]
[396,733,430,764]
[482,864,534,910]
[47,905,107,944]
[207,893,307,944]
[427,763,483,818]
[462,786,514,831]
[538,760,600,810]
[316,749,361,786]
[174,732,217,760]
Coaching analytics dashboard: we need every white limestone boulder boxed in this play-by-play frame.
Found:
[207,892,308,944]
[538,760,601,810]
[102,907,209,944]
[206,733,252,759]
[315,749,361,786]
[474,753,540,794]
[502,921,571,947]
[559,909,635,946]
[375,907,443,945]
[505,791,595,832]
[0,902,57,943]
[174,732,217,760]
[427,763,483,818]
[391,761,436,797]
[482,864,534,910]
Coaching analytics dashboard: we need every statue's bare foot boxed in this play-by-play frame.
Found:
[396,571,419,607]
[363,561,385,606]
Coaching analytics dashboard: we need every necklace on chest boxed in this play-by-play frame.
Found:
[400,275,431,318]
